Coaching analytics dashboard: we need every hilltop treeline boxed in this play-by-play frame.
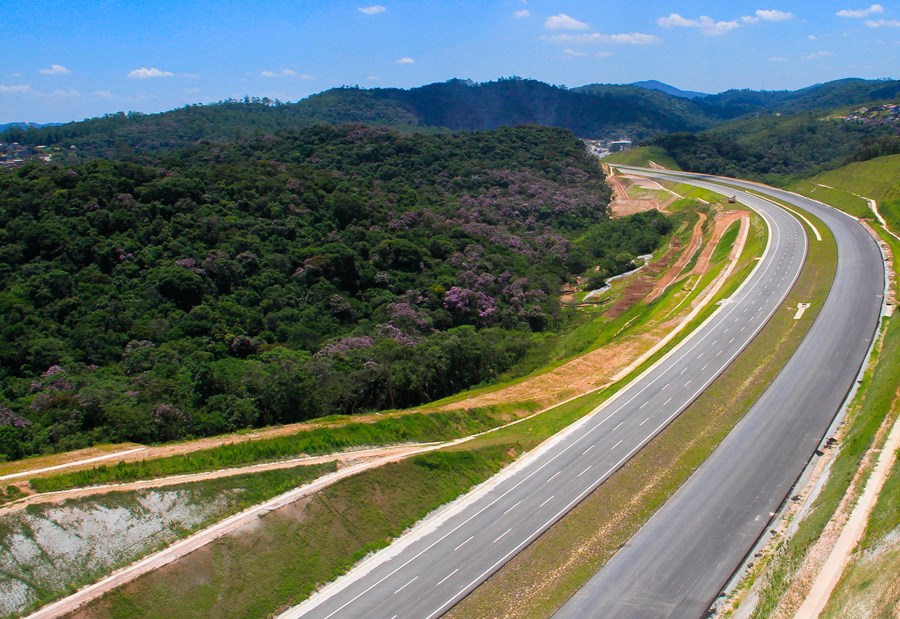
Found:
[648,107,900,180]
[5,77,898,162]
[0,125,672,457]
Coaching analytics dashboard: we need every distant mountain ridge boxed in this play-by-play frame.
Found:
[0,121,62,134]
[2,77,897,159]
[629,80,709,100]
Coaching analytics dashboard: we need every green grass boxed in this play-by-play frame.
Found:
[29,408,525,492]
[790,154,900,221]
[69,445,522,619]
[448,198,838,619]
[604,146,681,170]
[0,484,26,506]
[3,461,335,619]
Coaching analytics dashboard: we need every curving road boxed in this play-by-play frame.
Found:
[556,169,884,618]
[281,171,846,619]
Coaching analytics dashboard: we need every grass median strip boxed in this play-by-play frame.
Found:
[445,194,837,618]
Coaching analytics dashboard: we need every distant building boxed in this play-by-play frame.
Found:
[609,140,632,153]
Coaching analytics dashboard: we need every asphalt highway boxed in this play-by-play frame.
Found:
[555,169,884,618]
[282,171,835,619]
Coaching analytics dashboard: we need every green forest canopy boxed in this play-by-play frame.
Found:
[0,124,673,458]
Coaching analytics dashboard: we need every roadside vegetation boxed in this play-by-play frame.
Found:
[64,445,521,619]
[0,461,334,619]
[791,153,900,229]
[48,172,763,619]
[28,407,520,492]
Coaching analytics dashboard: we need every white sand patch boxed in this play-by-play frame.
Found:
[0,488,232,617]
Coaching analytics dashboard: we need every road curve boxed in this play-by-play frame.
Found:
[555,169,884,618]
[282,173,812,619]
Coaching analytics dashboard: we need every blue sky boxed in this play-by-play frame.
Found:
[1,1,898,123]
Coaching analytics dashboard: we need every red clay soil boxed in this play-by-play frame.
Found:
[608,175,666,218]
[692,211,748,276]
[644,213,706,304]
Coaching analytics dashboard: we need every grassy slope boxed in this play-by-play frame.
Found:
[790,154,900,224]
[67,446,522,619]
[2,462,335,619]
[603,145,682,170]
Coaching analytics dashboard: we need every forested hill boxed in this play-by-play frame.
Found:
[0,125,673,458]
[4,77,898,160]
[647,101,900,181]
[0,79,715,158]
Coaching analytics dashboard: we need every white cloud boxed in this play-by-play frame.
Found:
[261,69,312,79]
[837,4,883,17]
[128,67,174,79]
[562,48,614,59]
[757,9,793,21]
[657,13,740,35]
[52,89,80,97]
[396,57,416,64]
[513,9,530,18]
[39,64,71,75]
[808,34,817,39]
[93,90,113,99]
[754,9,794,22]
[660,10,789,34]
[366,76,381,81]
[768,56,789,62]
[803,50,834,60]
[545,13,589,30]
[865,18,900,26]
[657,13,697,28]
[358,5,386,15]
[543,32,659,45]
[0,84,31,93]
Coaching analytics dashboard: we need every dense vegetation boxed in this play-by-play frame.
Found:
[0,124,675,458]
[648,109,899,180]
[5,77,898,162]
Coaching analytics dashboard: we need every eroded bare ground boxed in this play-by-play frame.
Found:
[607,173,681,217]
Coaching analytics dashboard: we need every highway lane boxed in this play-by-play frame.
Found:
[555,169,885,618]
[282,174,810,619]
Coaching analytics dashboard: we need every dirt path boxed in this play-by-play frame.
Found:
[607,174,681,217]
[795,411,899,617]
[0,444,428,516]
[645,212,706,303]
[692,212,748,277]
[8,413,417,484]
[22,441,451,619]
